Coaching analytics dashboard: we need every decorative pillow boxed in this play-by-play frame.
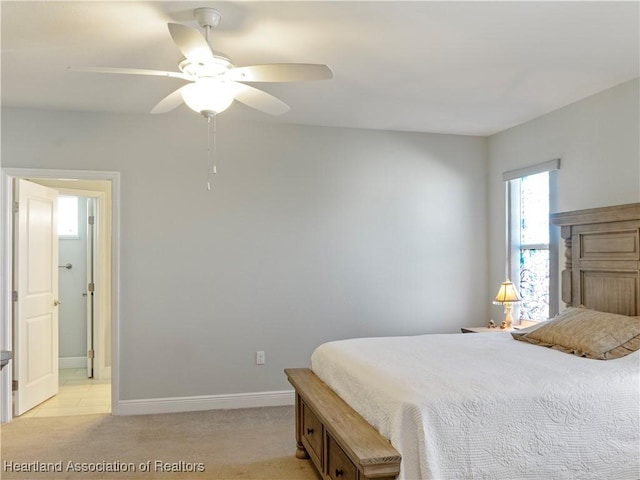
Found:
[511,307,640,359]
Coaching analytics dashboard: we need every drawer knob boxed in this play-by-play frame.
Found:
[335,468,344,477]
[306,427,314,435]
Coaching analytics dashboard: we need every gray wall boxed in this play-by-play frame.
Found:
[487,78,640,320]
[1,109,488,400]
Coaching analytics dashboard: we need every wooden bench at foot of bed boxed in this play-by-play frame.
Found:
[285,368,401,480]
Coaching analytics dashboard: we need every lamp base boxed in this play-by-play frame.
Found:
[500,304,514,330]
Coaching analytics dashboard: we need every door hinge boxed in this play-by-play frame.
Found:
[12,380,18,392]
[12,291,18,302]
[88,349,95,360]
[12,201,19,214]
[88,215,95,226]
[88,282,95,293]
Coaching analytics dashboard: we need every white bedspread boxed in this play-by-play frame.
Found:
[311,332,640,480]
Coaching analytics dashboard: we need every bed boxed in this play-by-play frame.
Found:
[285,202,640,480]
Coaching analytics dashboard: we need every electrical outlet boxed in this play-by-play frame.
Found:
[256,351,265,365]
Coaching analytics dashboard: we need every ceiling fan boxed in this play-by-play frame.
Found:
[70,7,333,118]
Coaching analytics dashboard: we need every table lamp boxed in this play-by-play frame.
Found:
[493,280,521,329]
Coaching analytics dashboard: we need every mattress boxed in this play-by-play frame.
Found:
[311,332,640,480]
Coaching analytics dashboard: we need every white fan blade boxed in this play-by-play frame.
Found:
[69,66,188,80]
[150,86,187,114]
[226,64,333,83]
[168,23,214,64]
[234,84,290,116]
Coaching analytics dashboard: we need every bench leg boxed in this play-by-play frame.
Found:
[294,393,310,459]
[296,441,310,459]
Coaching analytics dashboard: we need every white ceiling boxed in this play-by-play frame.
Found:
[2,1,638,136]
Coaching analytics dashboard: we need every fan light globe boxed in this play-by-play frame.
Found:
[181,78,236,117]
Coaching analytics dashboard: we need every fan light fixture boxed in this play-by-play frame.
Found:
[181,78,237,118]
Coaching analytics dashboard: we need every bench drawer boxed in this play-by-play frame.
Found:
[327,434,358,480]
[302,402,323,463]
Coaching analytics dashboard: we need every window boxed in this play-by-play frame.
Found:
[504,160,559,322]
[58,195,79,237]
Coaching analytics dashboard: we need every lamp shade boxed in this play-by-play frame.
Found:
[181,78,237,117]
[493,280,521,304]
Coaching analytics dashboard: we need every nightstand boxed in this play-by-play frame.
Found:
[461,326,513,333]
[461,321,537,334]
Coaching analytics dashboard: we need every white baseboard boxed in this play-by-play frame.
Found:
[59,357,86,369]
[117,389,295,416]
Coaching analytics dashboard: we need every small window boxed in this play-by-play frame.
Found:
[58,196,79,237]
[504,160,560,322]
[516,171,550,320]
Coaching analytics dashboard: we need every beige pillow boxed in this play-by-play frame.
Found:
[511,307,640,360]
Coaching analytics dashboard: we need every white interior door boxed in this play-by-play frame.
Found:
[14,179,59,415]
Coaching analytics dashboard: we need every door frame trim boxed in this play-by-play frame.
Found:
[1,168,121,422]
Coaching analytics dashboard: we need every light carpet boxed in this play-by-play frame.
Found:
[0,405,322,479]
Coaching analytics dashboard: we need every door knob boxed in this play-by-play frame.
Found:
[54,300,62,306]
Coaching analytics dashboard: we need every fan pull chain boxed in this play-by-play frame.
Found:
[204,23,216,191]
[206,114,218,191]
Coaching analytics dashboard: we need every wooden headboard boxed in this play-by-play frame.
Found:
[551,203,640,316]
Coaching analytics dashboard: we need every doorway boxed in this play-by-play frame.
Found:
[0,169,120,422]
[56,194,94,377]
[25,188,109,417]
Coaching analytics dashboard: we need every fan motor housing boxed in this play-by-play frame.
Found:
[178,54,233,78]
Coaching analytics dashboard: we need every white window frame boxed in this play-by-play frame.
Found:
[503,159,560,321]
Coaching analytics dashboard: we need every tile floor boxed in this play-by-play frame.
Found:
[19,368,111,418]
